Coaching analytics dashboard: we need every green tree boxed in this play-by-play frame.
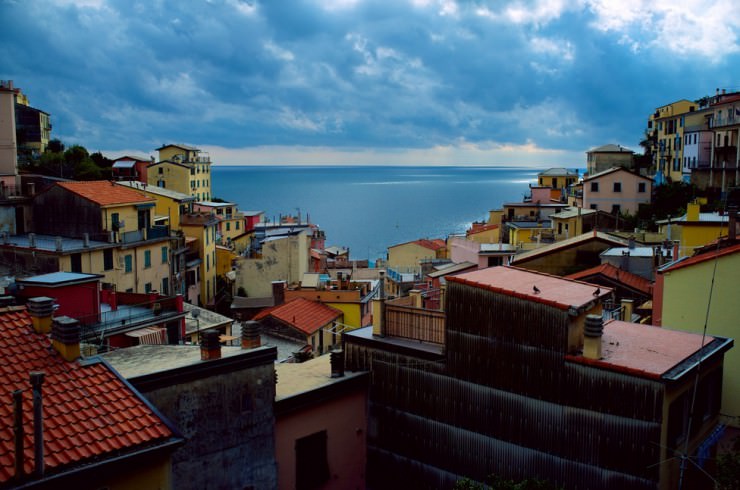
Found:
[64,145,101,180]
[717,436,740,490]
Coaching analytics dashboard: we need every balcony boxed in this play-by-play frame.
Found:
[78,296,184,345]
[710,116,739,128]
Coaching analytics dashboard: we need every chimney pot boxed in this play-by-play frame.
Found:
[330,349,345,378]
[241,320,261,349]
[51,316,81,361]
[27,297,55,334]
[583,314,604,360]
[200,329,221,361]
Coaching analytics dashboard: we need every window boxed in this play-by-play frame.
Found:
[126,288,134,293]
[70,253,82,273]
[613,182,621,192]
[124,254,133,273]
[590,204,598,210]
[236,221,240,230]
[144,250,151,268]
[206,254,210,271]
[611,204,621,215]
[226,222,230,232]
[144,282,152,293]
[487,256,503,266]
[111,213,120,231]
[638,182,646,193]
[161,246,168,264]
[590,182,599,192]
[158,167,163,174]
[551,177,557,189]
[103,249,114,271]
[162,278,169,295]
[295,431,329,490]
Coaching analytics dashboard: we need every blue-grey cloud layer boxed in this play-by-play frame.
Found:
[1,0,738,160]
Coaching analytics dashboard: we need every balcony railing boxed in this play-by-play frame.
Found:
[78,298,183,345]
[711,116,739,128]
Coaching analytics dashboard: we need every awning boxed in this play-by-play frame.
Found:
[112,161,136,169]
[125,326,167,344]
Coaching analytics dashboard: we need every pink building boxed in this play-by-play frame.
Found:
[581,167,652,215]
[448,235,516,269]
[275,354,368,490]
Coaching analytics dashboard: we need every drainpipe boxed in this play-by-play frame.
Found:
[30,372,44,478]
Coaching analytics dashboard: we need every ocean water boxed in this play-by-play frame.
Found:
[211,166,542,261]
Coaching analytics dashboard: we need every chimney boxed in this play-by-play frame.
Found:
[30,372,44,478]
[51,316,80,362]
[54,236,63,252]
[409,289,423,308]
[241,320,261,349]
[27,297,55,334]
[25,182,35,197]
[583,315,604,360]
[272,280,286,306]
[330,349,345,378]
[621,299,634,322]
[28,233,35,248]
[621,250,630,271]
[83,232,90,248]
[439,284,446,312]
[729,205,737,241]
[13,390,24,480]
[200,329,221,361]
[628,235,636,250]
[372,270,386,337]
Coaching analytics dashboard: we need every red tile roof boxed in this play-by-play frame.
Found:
[658,242,740,274]
[0,307,177,484]
[254,298,342,336]
[56,181,155,207]
[390,238,446,251]
[565,263,652,296]
[448,266,611,311]
[566,320,715,380]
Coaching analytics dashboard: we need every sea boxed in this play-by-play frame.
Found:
[211,165,544,262]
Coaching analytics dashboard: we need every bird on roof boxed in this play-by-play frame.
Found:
[533,285,541,294]
[593,287,601,296]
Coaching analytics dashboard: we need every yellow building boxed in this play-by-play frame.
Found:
[29,181,172,294]
[386,238,446,269]
[116,180,195,230]
[537,168,579,199]
[193,201,246,246]
[648,99,699,183]
[149,144,212,201]
[507,220,554,249]
[465,222,500,244]
[180,213,219,307]
[654,242,740,427]
[657,202,731,257]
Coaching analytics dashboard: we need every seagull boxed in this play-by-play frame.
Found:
[593,287,601,297]
[533,285,541,294]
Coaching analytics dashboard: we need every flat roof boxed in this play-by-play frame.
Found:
[0,234,116,252]
[568,321,718,379]
[275,354,366,401]
[17,271,103,286]
[101,344,273,379]
[117,181,194,201]
[448,266,611,312]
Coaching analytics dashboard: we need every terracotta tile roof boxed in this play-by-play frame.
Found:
[0,307,177,484]
[658,242,740,274]
[565,263,652,296]
[566,320,715,380]
[448,266,611,312]
[389,238,446,251]
[254,298,342,336]
[56,181,155,207]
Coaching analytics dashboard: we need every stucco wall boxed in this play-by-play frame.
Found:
[139,361,278,490]
[276,389,367,490]
[235,233,310,297]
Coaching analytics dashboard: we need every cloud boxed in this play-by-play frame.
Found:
[0,0,738,166]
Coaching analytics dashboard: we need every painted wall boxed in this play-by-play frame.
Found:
[582,170,651,215]
[148,162,191,197]
[0,85,17,177]
[181,222,217,305]
[235,232,310,297]
[586,151,633,175]
[387,242,440,269]
[655,251,740,426]
[276,389,367,490]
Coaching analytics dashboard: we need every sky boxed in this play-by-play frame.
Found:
[1,0,739,166]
